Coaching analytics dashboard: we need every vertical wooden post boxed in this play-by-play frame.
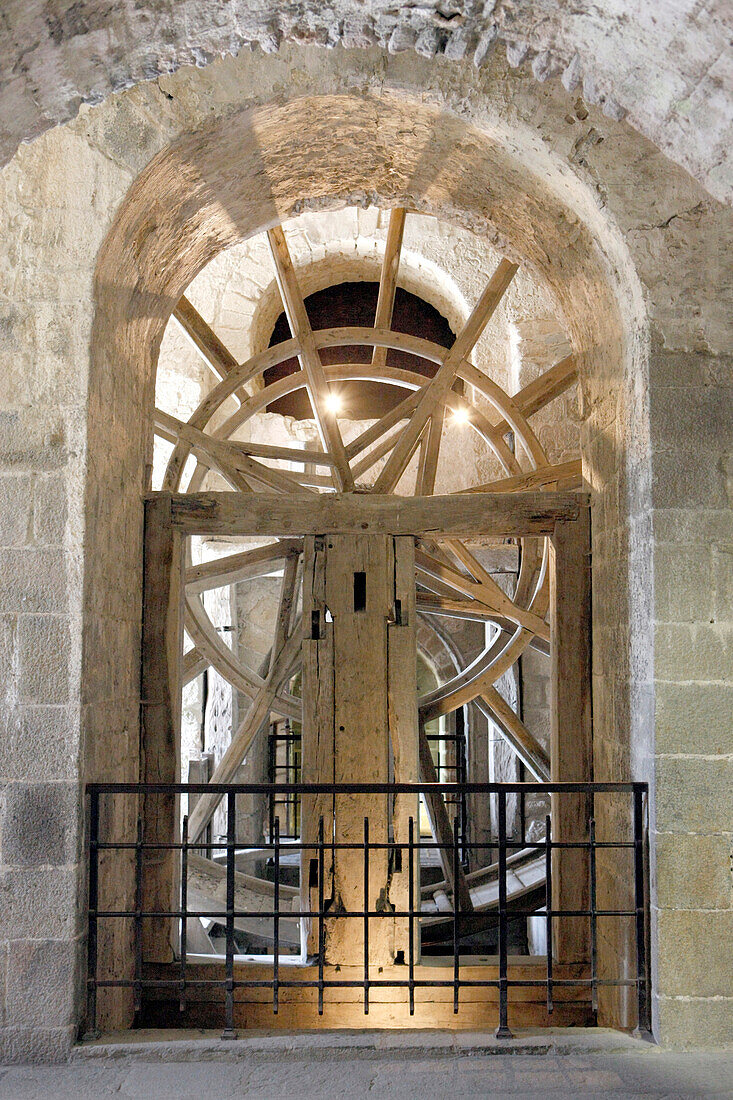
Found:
[550,505,592,963]
[141,494,185,962]
[300,533,420,966]
[300,535,335,956]
[388,536,420,962]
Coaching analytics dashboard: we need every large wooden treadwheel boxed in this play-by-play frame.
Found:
[153,209,582,838]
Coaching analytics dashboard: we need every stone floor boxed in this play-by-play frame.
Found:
[0,1030,731,1098]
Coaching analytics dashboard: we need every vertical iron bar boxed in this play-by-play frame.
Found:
[363,816,369,1015]
[273,816,280,1014]
[634,786,652,1038]
[408,816,415,1017]
[545,813,553,1016]
[222,789,237,1039]
[179,814,188,1013]
[589,816,598,1014]
[133,815,143,1016]
[318,815,325,1017]
[496,788,512,1038]
[84,789,100,1039]
[452,814,460,1014]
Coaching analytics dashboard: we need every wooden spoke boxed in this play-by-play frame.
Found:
[351,422,409,482]
[267,226,355,491]
[477,687,550,781]
[173,296,239,380]
[185,539,302,594]
[373,258,518,493]
[187,557,303,841]
[416,545,550,642]
[182,647,207,684]
[345,386,423,462]
[491,354,578,436]
[156,410,316,496]
[415,406,444,496]
[462,458,582,494]
[230,441,334,466]
[371,208,406,371]
[186,623,302,842]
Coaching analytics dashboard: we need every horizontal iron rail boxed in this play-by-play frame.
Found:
[88,781,646,794]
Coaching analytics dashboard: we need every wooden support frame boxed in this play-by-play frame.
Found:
[139,490,592,971]
[140,495,185,962]
[157,490,586,538]
[550,507,592,963]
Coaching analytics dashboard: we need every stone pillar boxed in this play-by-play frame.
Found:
[301,534,419,965]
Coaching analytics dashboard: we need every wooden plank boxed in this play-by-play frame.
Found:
[371,208,406,371]
[267,226,354,491]
[550,506,592,963]
[165,491,588,538]
[373,258,518,493]
[492,354,578,436]
[462,458,582,495]
[140,496,185,962]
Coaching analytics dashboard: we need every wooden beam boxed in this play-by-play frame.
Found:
[141,496,185,962]
[492,354,578,436]
[462,458,582,495]
[163,491,588,538]
[267,226,354,491]
[373,258,518,493]
[371,208,406,371]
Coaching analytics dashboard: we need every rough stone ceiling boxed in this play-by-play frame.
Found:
[1,1,731,204]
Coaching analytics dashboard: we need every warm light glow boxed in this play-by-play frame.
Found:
[452,405,470,425]
[324,391,342,415]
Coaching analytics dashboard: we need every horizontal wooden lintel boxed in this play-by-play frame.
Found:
[147,491,590,538]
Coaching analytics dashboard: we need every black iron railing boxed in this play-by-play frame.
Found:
[85,781,651,1040]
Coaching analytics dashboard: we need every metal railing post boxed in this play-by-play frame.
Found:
[222,789,237,1039]
[84,788,100,1040]
[634,786,653,1039]
[495,787,512,1038]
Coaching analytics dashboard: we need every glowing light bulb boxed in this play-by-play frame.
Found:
[452,406,470,425]
[324,392,342,415]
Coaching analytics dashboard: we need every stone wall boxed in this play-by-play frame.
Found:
[0,40,729,1059]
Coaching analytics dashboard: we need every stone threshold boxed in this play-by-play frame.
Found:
[71,1027,654,1062]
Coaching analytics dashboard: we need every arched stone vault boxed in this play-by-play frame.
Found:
[0,39,730,1058]
[1,3,730,202]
